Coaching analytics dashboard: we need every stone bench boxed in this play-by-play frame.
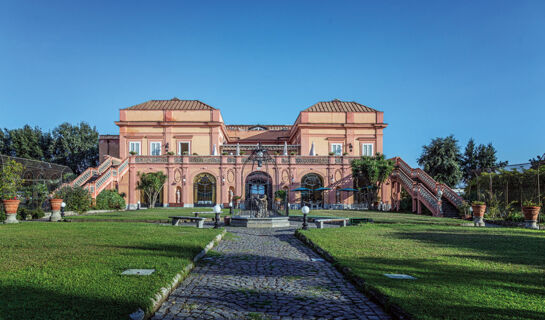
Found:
[315,218,348,229]
[170,216,206,228]
[193,211,212,217]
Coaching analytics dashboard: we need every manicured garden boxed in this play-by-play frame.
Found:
[294,209,464,225]
[300,223,545,320]
[68,207,229,222]
[0,222,222,320]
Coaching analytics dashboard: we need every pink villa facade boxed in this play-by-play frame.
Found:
[72,98,463,216]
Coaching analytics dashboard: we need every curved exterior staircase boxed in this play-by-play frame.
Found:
[390,157,464,217]
[67,156,129,198]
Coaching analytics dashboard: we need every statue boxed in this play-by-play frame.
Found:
[250,194,269,218]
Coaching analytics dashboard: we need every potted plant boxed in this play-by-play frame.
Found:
[49,191,64,222]
[522,200,540,229]
[328,152,335,156]
[166,151,175,155]
[290,151,296,156]
[458,201,472,220]
[0,159,24,224]
[471,201,486,226]
[129,151,137,156]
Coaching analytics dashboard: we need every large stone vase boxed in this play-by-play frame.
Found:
[3,199,20,224]
[50,199,63,222]
[472,204,486,227]
[522,206,540,229]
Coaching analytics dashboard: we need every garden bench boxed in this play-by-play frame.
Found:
[170,216,206,228]
[193,211,211,217]
[314,218,348,229]
[350,218,374,226]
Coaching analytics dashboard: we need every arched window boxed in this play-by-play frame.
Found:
[193,173,216,207]
[300,173,323,206]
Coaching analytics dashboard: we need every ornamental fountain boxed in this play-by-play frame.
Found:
[230,143,290,228]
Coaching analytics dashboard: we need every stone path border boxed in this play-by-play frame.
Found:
[295,230,411,320]
[129,230,227,320]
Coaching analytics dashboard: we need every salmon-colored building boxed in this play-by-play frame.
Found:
[73,97,463,217]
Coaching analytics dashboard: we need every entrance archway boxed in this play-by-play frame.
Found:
[193,173,216,207]
[301,173,323,206]
[245,171,273,209]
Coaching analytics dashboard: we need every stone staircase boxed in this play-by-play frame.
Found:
[67,156,129,198]
[391,157,464,217]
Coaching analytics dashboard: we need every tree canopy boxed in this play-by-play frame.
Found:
[417,135,462,187]
[461,138,507,183]
[1,122,99,174]
[136,171,167,207]
[351,153,395,203]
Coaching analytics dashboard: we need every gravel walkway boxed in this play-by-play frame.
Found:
[152,224,390,320]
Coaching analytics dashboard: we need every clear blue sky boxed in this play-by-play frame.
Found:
[1,0,544,167]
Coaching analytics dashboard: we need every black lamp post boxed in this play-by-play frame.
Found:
[302,205,309,230]
[213,204,221,229]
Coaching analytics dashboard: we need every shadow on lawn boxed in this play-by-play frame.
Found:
[100,242,206,258]
[337,254,545,319]
[0,283,139,320]
[391,228,545,269]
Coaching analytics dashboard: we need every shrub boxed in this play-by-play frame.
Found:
[472,201,485,205]
[95,190,126,210]
[17,207,45,220]
[0,159,24,200]
[54,186,92,213]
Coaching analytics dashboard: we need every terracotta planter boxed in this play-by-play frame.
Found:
[472,204,486,218]
[522,206,540,221]
[3,199,20,214]
[50,199,63,211]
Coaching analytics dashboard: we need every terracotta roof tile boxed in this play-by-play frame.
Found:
[124,98,215,110]
[304,99,377,112]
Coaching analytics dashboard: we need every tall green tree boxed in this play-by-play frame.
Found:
[49,122,99,174]
[351,153,395,204]
[3,125,51,161]
[461,138,506,183]
[417,135,462,187]
[136,172,167,207]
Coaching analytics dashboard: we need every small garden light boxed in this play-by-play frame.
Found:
[302,205,310,230]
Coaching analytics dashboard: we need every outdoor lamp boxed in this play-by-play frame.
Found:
[61,202,66,217]
[213,204,222,229]
[302,205,310,230]
[229,201,234,215]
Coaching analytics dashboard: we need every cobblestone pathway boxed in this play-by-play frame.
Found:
[152,226,390,320]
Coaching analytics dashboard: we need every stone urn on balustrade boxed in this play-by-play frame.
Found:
[522,202,540,229]
[3,199,20,224]
[50,198,63,222]
[471,201,486,227]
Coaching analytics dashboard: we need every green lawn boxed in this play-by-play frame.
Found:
[300,224,545,320]
[0,222,222,320]
[292,209,463,225]
[68,207,231,222]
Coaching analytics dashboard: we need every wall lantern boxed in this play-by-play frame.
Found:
[348,143,353,152]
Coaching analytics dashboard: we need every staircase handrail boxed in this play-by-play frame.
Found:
[394,157,464,208]
[392,168,441,215]
[98,157,113,175]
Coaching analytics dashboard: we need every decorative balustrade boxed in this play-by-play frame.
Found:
[134,156,169,163]
[117,158,129,175]
[95,169,112,191]
[394,157,463,209]
[189,156,221,163]
[417,184,440,214]
[295,157,329,164]
[98,158,112,175]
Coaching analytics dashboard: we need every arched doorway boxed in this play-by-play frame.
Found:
[193,173,216,207]
[245,171,273,209]
[301,173,323,206]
